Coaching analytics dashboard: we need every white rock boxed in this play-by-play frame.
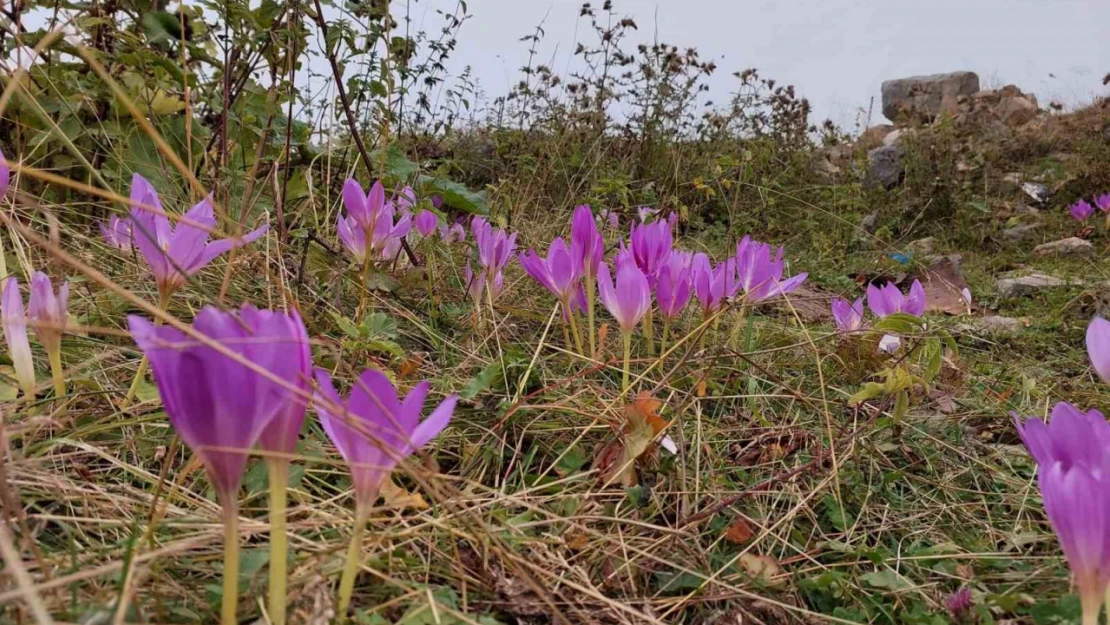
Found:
[1032,237,1094,258]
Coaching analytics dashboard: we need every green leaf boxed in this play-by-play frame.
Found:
[861,569,906,590]
[366,272,401,292]
[417,175,489,215]
[142,11,183,45]
[330,313,361,339]
[849,382,885,406]
[369,144,420,180]
[362,312,398,339]
[823,494,850,531]
[872,313,924,335]
[462,362,501,400]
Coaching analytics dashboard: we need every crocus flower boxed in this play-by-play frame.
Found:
[630,219,672,286]
[597,262,651,334]
[431,195,444,209]
[253,307,313,458]
[392,185,416,211]
[371,204,411,252]
[690,253,736,317]
[866,280,926,318]
[28,272,67,356]
[100,215,133,252]
[519,237,581,304]
[465,263,502,309]
[472,217,517,275]
[1014,402,1110,471]
[597,208,619,230]
[0,147,10,199]
[571,205,603,280]
[1070,199,1095,222]
[337,213,369,263]
[1095,193,1110,213]
[313,368,456,511]
[831,297,865,333]
[129,174,269,298]
[438,222,465,244]
[734,236,807,302]
[414,210,440,238]
[656,252,692,321]
[129,305,307,500]
[1,277,34,398]
[1088,317,1110,385]
[342,179,387,233]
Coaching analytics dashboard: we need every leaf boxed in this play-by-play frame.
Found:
[379,475,428,510]
[362,312,398,339]
[147,90,185,116]
[417,175,488,215]
[461,362,501,400]
[365,272,400,292]
[724,518,755,544]
[738,553,784,587]
[861,569,906,590]
[848,382,885,406]
[872,312,924,335]
[594,393,669,487]
[331,313,361,338]
[398,355,423,379]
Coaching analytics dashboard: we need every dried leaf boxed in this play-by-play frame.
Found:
[738,553,784,587]
[379,475,428,510]
[724,518,754,544]
[595,323,610,359]
[398,354,423,379]
[930,390,957,414]
[695,378,707,397]
[564,530,590,551]
[593,393,670,487]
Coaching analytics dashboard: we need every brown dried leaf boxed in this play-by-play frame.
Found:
[379,475,428,510]
[564,530,590,551]
[738,553,785,587]
[724,518,755,544]
[398,354,424,379]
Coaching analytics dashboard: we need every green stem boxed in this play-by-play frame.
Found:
[621,331,631,396]
[660,317,670,357]
[267,460,289,625]
[357,252,373,319]
[221,503,241,625]
[643,306,654,356]
[48,347,64,398]
[125,289,172,403]
[425,247,437,317]
[586,273,596,357]
[566,304,585,356]
[337,506,369,623]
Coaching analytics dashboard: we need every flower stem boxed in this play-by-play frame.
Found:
[586,273,596,357]
[267,460,289,625]
[337,506,369,623]
[643,306,654,356]
[48,347,64,398]
[660,317,670,357]
[566,305,585,356]
[621,331,631,396]
[357,253,373,319]
[125,289,172,403]
[221,503,241,625]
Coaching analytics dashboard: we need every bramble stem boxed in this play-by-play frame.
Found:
[221,503,241,625]
[337,506,370,622]
[267,460,289,625]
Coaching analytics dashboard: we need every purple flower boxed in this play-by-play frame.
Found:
[866,280,925,318]
[1095,193,1110,213]
[100,215,134,252]
[254,307,313,457]
[655,252,692,320]
[128,305,308,501]
[28,272,68,356]
[0,147,10,199]
[945,587,973,620]
[1037,460,1110,622]
[1,277,34,397]
[472,217,517,275]
[629,220,672,286]
[129,174,269,297]
[734,236,807,302]
[690,253,736,316]
[1070,199,1095,222]
[1014,402,1110,472]
[392,185,416,211]
[438,222,465,244]
[431,195,444,210]
[571,205,603,280]
[313,368,456,511]
[831,297,865,332]
[414,210,440,238]
[1088,317,1110,385]
[465,263,502,309]
[597,261,651,333]
[519,237,581,305]
[342,179,386,233]
[336,213,369,263]
[597,208,619,230]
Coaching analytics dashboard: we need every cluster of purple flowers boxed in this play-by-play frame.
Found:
[1068,192,1110,222]
[1012,317,1110,625]
[831,279,927,333]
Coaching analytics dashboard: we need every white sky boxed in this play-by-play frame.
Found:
[400,0,1109,128]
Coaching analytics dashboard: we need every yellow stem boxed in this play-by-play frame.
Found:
[221,504,241,625]
[586,273,596,357]
[48,347,64,398]
[621,331,631,396]
[566,304,585,356]
[643,306,654,356]
[337,506,369,623]
[267,460,289,625]
[660,317,670,357]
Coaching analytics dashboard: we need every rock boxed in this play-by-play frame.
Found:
[1020,182,1051,205]
[906,237,935,255]
[817,144,852,177]
[866,145,905,189]
[971,316,1025,335]
[996,273,1076,297]
[997,92,1039,126]
[1000,223,1041,242]
[858,124,895,150]
[1032,237,1094,258]
[882,128,910,146]
[881,71,980,123]
[860,211,879,232]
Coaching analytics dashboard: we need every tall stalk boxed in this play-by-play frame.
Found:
[621,331,632,395]
[221,503,241,625]
[47,348,64,398]
[643,306,654,356]
[566,305,585,356]
[125,289,172,402]
[267,460,289,625]
[337,505,370,623]
[585,273,596,357]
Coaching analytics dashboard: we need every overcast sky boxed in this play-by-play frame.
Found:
[399,0,1109,128]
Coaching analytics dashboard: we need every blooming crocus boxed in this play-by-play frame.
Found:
[1070,199,1095,222]
[866,280,926,318]
[438,222,465,244]
[1088,317,1110,385]
[598,262,651,393]
[656,253,692,353]
[1095,193,1110,213]
[392,185,416,211]
[314,367,455,619]
[472,217,516,305]
[100,215,133,252]
[520,237,585,353]
[1014,402,1110,471]
[342,179,386,233]
[336,213,370,263]
[831,297,865,333]
[431,195,444,209]
[734,236,807,302]
[690,253,736,317]
[129,174,269,300]
[572,204,605,355]
[637,206,659,222]
[371,204,411,252]
[28,272,68,396]
[630,220,672,286]
[129,304,308,625]
[414,210,440,238]
[465,263,502,311]
[1,277,34,398]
